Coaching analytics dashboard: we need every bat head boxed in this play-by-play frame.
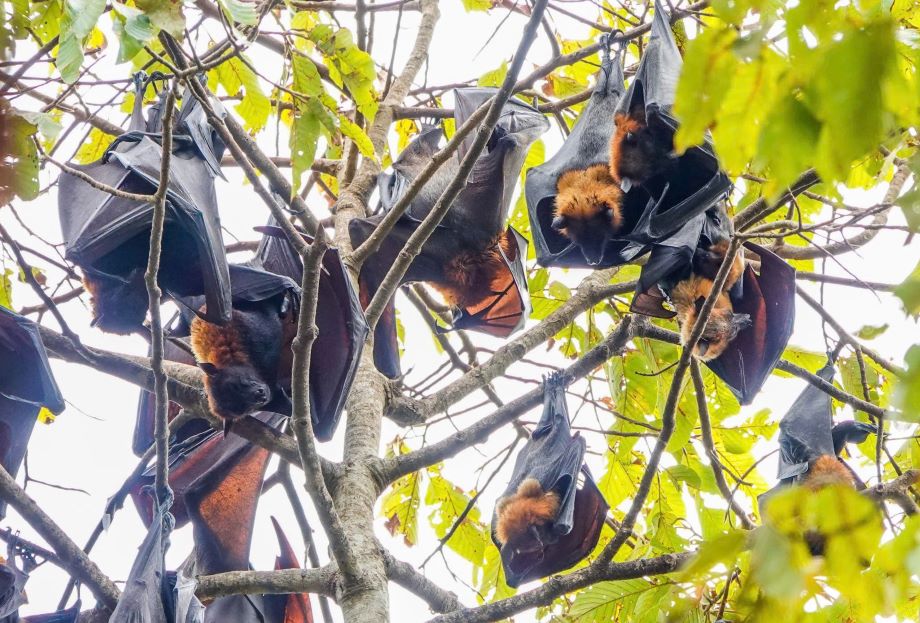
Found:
[83,268,148,335]
[804,455,856,490]
[199,362,272,420]
[673,278,751,361]
[610,107,674,188]
[552,165,624,266]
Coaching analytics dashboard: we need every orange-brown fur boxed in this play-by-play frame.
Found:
[433,230,515,308]
[609,113,644,184]
[804,455,856,490]
[553,165,624,236]
[191,315,250,416]
[495,478,560,546]
[671,276,739,362]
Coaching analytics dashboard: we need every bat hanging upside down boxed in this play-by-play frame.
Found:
[495,478,561,550]
[609,103,676,190]
[430,229,516,309]
[670,239,750,362]
[190,295,297,429]
[551,165,624,266]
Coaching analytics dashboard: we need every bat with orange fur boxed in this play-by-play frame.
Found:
[491,373,608,588]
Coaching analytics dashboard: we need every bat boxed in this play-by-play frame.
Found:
[58,71,231,335]
[491,372,608,588]
[758,361,875,553]
[108,499,172,622]
[0,307,66,520]
[130,412,285,575]
[350,88,548,377]
[525,2,731,268]
[628,205,795,403]
[202,518,313,622]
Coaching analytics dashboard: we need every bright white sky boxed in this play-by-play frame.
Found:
[4,2,920,620]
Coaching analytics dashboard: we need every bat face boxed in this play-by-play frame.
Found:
[610,111,674,187]
[199,362,272,420]
[672,279,751,361]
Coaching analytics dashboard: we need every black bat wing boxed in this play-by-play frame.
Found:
[525,45,628,267]
[377,126,446,220]
[252,224,369,439]
[449,88,549,234]
[0,560,27,618]
[133,311,210,457]
[109,501,170,622]
[165,572,205,623]
[776,361,836,481]
[831,421,875,457]
[706,243,796,404]
[442,226,531,337]
[204,595,270,623]
[175,76,227,180]
[58,78,232,326]
[0,309,65,519]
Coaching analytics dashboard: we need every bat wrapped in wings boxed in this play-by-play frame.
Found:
[110,497,205,622]
[58,72,231,335]
[628,204,796,404]
[757,360,875,553]
[183,223,366,438]
[350,88,549,377]
[0,307,66,520]
[491,372,608,587]
[525,1,731,268]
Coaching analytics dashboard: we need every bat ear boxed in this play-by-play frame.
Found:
[730,313,752,337]
[198,362,220,377]
[552,215,567,230]
[628,96,646,123]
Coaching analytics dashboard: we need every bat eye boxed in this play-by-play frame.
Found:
[624,132,637,145]
[552,215,567,230]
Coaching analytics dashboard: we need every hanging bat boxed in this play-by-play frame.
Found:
[188,224,367,439]
[758,361,875,553]
[350,88,547,377]
[58,72,231,335]
[525,3,731,268]
[0,307,66,520]
[629,205,795,404]
[108,498,174,622]
[491,372,608,588]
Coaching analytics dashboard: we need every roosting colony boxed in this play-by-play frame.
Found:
[0,0,893,619]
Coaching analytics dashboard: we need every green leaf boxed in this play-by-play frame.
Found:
[219,0,259,26]
[75,127,114,164]
[425,470,487,567]
[569,579,657,622]
[380,468,422,546]
[0,268,13,310]
[855,323,889,340]
[56,0,106,83]
[478,60,508,88]
[111,4,154,64]
[461,0,491,11]
[0,104,39,202]
[135,0,186,37]
[216,56,270,132]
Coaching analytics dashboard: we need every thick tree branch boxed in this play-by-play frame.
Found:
[0,466,120,609]
[383,551,463,614]
[195,565,340,599]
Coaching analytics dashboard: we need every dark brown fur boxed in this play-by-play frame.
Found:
[609,113,644,184]
[495,478,560,546]
[433,230,515,308]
